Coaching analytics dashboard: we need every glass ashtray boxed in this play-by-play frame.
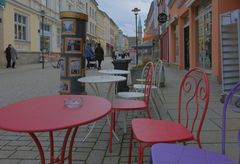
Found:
[64,97,83,109]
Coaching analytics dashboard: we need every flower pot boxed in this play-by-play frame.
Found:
[130,67,143,85]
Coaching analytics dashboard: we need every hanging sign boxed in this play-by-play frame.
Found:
[0,0,5,7]
[158,13,168,24]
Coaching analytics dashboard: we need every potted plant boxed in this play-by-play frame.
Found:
[130,54,153,85]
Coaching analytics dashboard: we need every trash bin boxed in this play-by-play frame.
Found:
[112,59,131,92]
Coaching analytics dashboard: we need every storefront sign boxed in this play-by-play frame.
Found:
[158,13,168,24]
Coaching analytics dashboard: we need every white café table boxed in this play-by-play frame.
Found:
[78,75,126,141]
[98,69,130,75]
[78,75,126,99]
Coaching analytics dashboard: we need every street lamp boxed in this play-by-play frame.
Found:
[132,7,140,65]
[40,10,45,69]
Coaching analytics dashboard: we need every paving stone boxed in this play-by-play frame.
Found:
[72,151,88,160]
[0,159,20,164]
[0,150,15,158]
[9,151,38,159]
[18,160,40,164]
[102,156,119,164]
[86,150,105,164]
[1,146,17,151]
[105,143,121,156]
[1,136,21,141]
[93,140,108,150]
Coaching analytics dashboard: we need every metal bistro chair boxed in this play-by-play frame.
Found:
[150,81,240,164]
[115,62,155,133]
[128,67,210,164]
[109,62,154,152]
[135,60,166,119]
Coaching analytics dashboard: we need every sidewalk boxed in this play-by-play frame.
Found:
[0,57,238,163]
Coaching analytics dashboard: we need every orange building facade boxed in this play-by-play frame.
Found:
[168,0,240,82]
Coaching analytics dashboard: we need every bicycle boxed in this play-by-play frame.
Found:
[46,53,63,69]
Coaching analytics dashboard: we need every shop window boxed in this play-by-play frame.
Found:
[14,13,28,41]
[174,25,179,64]
[196,1,212,70]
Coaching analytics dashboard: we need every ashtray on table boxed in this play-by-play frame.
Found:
[64,97,83,109]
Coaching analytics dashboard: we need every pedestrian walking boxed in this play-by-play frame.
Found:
[84,43,94,69]
[95,43,104,70]
[11,46,18,68]
[4,44,12,68]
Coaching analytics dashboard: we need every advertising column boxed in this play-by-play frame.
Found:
[60,12,88,94]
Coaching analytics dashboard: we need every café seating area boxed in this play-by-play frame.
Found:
[0,57,239,164]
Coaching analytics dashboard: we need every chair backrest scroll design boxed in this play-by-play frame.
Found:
[143,62,154,104]
[178,67,210,144]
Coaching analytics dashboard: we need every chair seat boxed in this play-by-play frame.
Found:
[117,92,144,99]
[132,118,194,143]
[112,98,146,111]
[133,84,157,90]
[151,143,234,164]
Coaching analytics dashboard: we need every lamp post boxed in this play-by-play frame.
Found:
[40,10,45,69]
[132,7,140,65]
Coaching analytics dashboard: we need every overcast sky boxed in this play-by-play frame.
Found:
[96,0,151,37]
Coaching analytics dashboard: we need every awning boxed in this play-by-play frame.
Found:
[131,41,152,49]
[143,34,159,42]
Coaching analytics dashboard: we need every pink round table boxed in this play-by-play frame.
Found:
[0,95,111,164]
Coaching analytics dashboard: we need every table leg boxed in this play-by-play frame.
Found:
[88,83,100,96]
[29,127,80,164]
[82,122,96,142]
[68,127,79,163]
[28,132,45,164]
[83,82,119,143]
[49,132,54,163]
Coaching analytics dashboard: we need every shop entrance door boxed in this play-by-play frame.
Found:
[184,26,190,70]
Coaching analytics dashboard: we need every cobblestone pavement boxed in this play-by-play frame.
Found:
[0,57,238,163]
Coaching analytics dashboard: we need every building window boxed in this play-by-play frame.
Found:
[57,28,61,48]
[90,22,92,33]
[40,22,51,32]
[90,7,92,17]
[68,4,72,10]
[42,0,47,6]
[174,25,179,64]
[196,1,212,70]
[14,13,28,41]
[46,0,51,8]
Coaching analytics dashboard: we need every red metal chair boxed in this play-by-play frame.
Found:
[109,62,154,152]
[128,67,210,164]
[149,82,240,164]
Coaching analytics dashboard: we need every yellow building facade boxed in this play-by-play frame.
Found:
[96,9,106,55]
[0,0,61,67]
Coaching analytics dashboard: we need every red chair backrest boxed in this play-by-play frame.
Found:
[178,67,209,141]
[143,62,154,104]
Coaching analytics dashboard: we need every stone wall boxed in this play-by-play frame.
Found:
[0,51,41,68]
[17,51,41,65]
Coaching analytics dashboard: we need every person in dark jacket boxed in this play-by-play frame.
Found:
[95,43,104,70]
[11,46,18,68]
[5,44,12,68]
